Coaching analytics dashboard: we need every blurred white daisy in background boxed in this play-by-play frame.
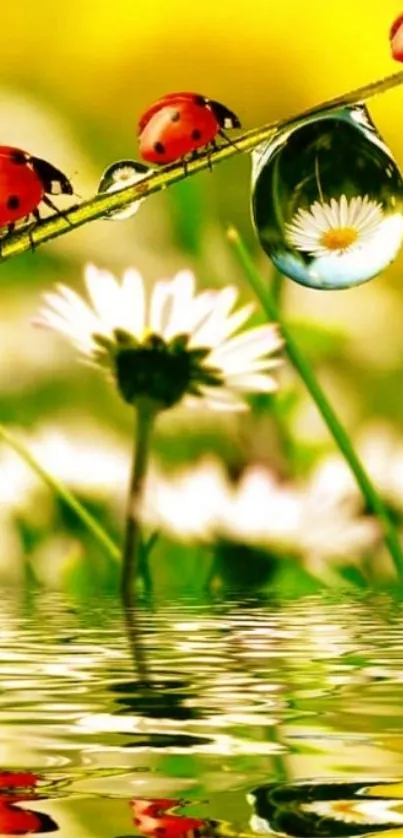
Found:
[30,424,128,500]
[143,458,380,580]
[0,422,128,509]
[0,423,128,583]
[315,422,403,512]
[36,265,283,413]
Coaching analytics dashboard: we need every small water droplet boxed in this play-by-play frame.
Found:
[251,105,403,290]
[97,160,152,220]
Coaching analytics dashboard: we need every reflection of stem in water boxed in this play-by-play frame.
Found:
[314,154,325,203]
[271,156,285,233]
[123,603,151,686]
[216,606,290,783]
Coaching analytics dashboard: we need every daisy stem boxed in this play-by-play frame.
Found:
[1,70,403,264]
[228,229,403,579]
[121,404,155,607]
[0,423,120,562]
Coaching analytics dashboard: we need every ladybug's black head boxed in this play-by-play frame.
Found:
[207,99,241,129]
[31,155,74,195]
[32,812,60,832]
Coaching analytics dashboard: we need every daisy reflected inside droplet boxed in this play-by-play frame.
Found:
[97,159,152,220]
[251,105,403,290]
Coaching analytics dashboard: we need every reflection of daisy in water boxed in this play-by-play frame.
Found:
[302,799,403,826]
[285,194,403,286]
[286,195,384,257]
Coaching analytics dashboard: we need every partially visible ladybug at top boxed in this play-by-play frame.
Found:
[138,92,241,166]
[0,146,73,236]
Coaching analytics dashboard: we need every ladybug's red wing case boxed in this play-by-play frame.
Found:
[138,92,241,166]
[0,159,44,226]
[0,146,73,232]
[138,92,206,133]
[139,102,219,164]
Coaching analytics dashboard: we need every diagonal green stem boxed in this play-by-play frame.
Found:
[121,405,155,607]
[1,70,403,264]
[0,424,120,561]
[228,229,403,579]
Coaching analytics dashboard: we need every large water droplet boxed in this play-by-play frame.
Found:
[97,160,152,220]
[251,105,403,290]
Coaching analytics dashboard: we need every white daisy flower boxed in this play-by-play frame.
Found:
[36,265,282,413]
[286,195,384,258]
[285,194,403,287]
[143,458,380,575]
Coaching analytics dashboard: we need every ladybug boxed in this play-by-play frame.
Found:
[128,798,206,838]
[0,146,73,235]
[0,771,58,833]
[138,92,241,166]
[390,14,403,61]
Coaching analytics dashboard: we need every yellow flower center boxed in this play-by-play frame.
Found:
[320,226,358,251]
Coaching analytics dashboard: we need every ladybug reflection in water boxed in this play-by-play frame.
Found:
[116,797,210,838]
[0,770,59,834]
[138,92,241,167]
[0,146,73,237]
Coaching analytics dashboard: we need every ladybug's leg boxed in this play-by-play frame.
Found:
[185,149,203,174]
[42,195,74,227]
[0,222,16,257]
[206,141,218,173]
[218,129,240,152]
[28,210,41,252]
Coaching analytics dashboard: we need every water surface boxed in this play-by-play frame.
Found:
[1,591,403,837]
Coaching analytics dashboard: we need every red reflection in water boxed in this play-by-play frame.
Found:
[130,798,207,838]
[0,770,58,834]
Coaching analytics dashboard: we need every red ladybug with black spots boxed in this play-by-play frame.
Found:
[0,146,73,235]
[138,92,241,166]
[390,14,403,61]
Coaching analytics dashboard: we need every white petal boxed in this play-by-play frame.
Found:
[198,386,248,411]
[35,310,94,352]
[148,280,172,335]
[227,372,278,393]
[53,284,101,328]
[339,194,348,226]
[185,291,223,337]
[84,265,124,331]
[121,269,146,338]
[163,270,196,338]
[211,324,282,362]
[219,357,282,375]
[43,290,99,337]
[190,286,239,347]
